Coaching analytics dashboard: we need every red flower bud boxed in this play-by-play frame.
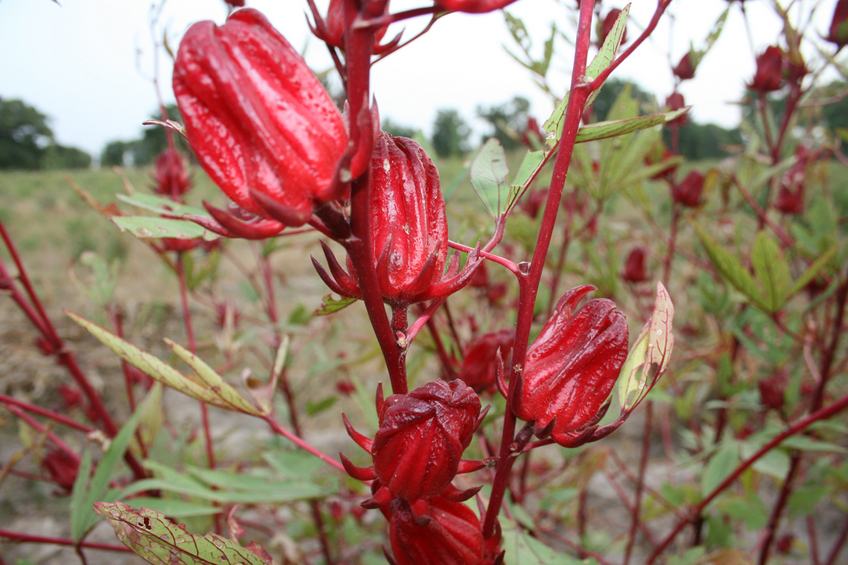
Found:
[671,170,705,207]
[749,46,785,93]
[665,91,689,126]
[774,184,804,215]
[314,132,479,307]
[621,247,648,283]
[826,0,848,48]
[672,51,696,81]
[316,0,391,52]
[598,9,627,46]
[151,148,192,199]
[41,449,80,493]
[514,285,628,447]
[389,497,501,565]
[758,372,787,410]
[434,0,519,13]
[457,329,514,394]
[173,8,352,227]
[341,380,486,520]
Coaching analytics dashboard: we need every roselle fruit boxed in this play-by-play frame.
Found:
[514,285,628,447]
[671,170,705,208]
[173,8,352,227]
[388,497,501,565]
[151,148,192,199]
[314,131,478,307]
[749,46,784,93]
[341,380,486,520]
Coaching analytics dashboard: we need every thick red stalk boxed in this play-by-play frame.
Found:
[339,0,408,395]
[482,0,596,539]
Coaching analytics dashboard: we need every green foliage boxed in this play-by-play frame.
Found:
[431,108,471,158]
[477,95,532,151]
[664,122,743,160]
[0,99,53,170]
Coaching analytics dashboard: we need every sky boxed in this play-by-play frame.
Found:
[0,0,840,161]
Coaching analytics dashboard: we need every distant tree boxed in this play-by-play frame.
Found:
[431,109,471,158]
[476,96,531,151]
[42,144,91,170]
[101,140,130,167]
[817,81,848,132]
[664,122,743,160]
[382,117,418,139]
[0,98,54,170]
[589,78,655,121]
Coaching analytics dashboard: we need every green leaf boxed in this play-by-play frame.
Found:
[788,243,839,297]
[702,442,740,499]
[510,150,545,192]
[501,525,596,565]
[692,221,768,311]
[575,110,687,144]
[543,5,629,144]
[111,216,215,240]
[115,193,209,219]
[313,294,357,316]
[470,138,510,219]
[94,501,272,565]
[71,408,142,541]
[779,435,848,453]
[750,231,791,312]
[66,311,263,416]
[619,282,675,410]
[121,497,219,518]
[787,484,830,516]
[306,395,338,416]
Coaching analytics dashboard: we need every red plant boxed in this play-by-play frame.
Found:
[749,46,785,92]
[622,246,648,283]
[671,170,705,207]
[672,51,696,80]
[825,0,848,49]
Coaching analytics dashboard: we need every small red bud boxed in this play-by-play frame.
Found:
[758,372,787,411]
[598,9,627,46]
[457,329,514,394]
[671,170,705,208]
[621,247,648,283]
[41,449,80,493]
[749,46,785,93]
[151,148,192,199]
[672,52,696,81]
[665,91,689,126]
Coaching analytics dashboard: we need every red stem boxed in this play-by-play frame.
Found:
[0,393,92,434]
[0,529,131,552]
[482,0,596,540]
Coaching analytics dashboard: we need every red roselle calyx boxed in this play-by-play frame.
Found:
[621,247,648,283]
[456,329,514,395]
[341,380,487,521]
[173,8,359,229]
[151,148,192,200]
[672,51,696,81]
[598,9,627,46]
[314,131,479,308]
[671,170,705,208]
[514,285,628,447]
[388,497,502,565]
[749,46,785,93]
[315,0,392,52]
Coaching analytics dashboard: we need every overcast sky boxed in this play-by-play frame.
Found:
[0,0,840,160]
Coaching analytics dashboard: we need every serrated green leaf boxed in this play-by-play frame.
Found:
[510,150,545,191]
[94,501,272,565]
[470,138,510,219]
[692,222,768,311]
[111,216,214,241]
[313,294,357,316]
[751,231,791,312]
[575,109,687,144]
[66,311,262,416]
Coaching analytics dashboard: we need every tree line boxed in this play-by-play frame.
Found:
[4,79,846,171]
